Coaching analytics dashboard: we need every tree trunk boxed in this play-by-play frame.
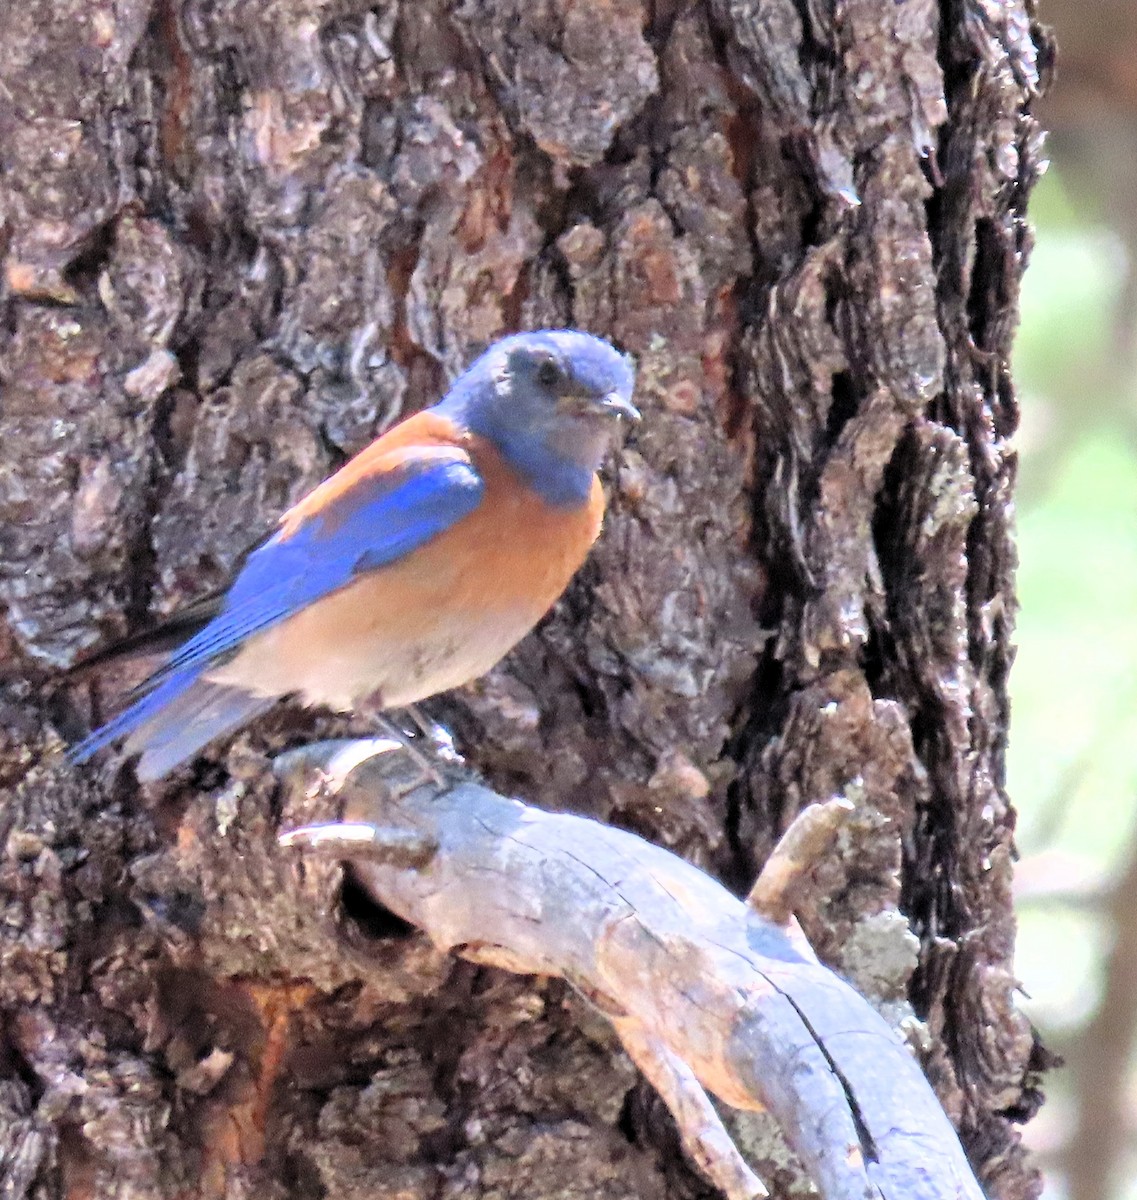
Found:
[0,2,1050,1199]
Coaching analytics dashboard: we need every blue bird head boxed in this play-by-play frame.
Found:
[438,330,639,507]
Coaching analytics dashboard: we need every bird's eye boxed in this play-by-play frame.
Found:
[535,357,562,388]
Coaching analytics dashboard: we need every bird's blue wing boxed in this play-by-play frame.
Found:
[68,449,484,770]
[158,449,484,681]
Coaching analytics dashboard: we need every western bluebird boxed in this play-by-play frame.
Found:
[69,330,638,781]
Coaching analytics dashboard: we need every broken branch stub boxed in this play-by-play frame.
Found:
[278,739,985,1200]
[746,794,857,923]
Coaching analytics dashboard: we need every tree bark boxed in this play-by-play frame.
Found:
[0,2,1050,1199]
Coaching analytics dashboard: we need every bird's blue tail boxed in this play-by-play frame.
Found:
[68,670,275,782]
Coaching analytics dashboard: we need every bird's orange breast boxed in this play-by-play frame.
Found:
[207,433,605,710]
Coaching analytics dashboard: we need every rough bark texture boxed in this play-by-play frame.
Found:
[0,2,1050,1199]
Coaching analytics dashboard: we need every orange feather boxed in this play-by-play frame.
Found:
[208,429,604,710]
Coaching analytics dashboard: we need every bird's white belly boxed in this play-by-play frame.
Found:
[208,602,539,712]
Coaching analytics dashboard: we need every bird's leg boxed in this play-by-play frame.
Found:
[403,704,464,766]
[378,713,446,789]
[354,697,456,789]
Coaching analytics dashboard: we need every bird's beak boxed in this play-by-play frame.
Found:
[599,391,641,422]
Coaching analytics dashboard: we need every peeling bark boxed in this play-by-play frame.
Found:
[1,2,1049,1198]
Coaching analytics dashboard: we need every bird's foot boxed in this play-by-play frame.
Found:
[355,703,462,790]
[403,704,464,766]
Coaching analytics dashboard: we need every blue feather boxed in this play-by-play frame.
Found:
[68,328,636,779]
[128,679,276,782]
[69,454,484,774]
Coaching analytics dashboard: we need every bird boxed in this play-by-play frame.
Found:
[68,329,638,782]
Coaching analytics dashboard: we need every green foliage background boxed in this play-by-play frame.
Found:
[1012,165,1137,1193]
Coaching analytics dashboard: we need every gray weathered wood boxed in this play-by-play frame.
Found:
[281,739,985,1200]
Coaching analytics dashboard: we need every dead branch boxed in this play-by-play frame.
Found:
[277,738,985,1200]
[745,794,856,923]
